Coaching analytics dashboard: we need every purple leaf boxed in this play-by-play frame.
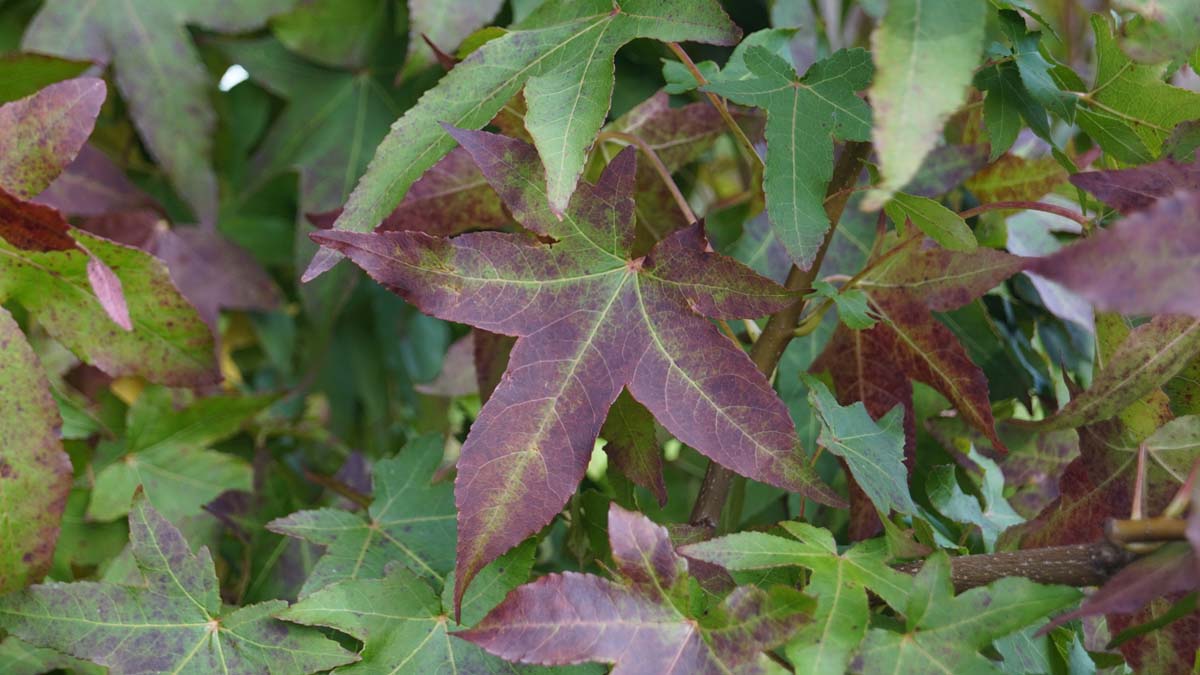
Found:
[1071,156,1200,214]
[34,144,158,217]
[0,77,105,198]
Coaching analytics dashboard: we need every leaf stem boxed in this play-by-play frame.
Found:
[958,200,1091,229]
[597,130,697,224]
[667,42,764,168]
[688,141,871,530]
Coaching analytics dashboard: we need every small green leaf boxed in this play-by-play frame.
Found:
[884,193,977,251]
[808,280,877,330]
[926,448,1024,551]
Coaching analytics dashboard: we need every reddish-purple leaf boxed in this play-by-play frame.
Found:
[1107,600,1200,675]
[1071,156,1200,214]
[84,254,132,331]
[1030,190,1200,317]
[602,390,668,506]
[0,77,105,199]
[903,143,989,198]
[313,128,839,615]
[859,239,1026,312]
[0,307,72,593]
[0,186,77,252]
[34,144,158,217]
[455,504,810,674]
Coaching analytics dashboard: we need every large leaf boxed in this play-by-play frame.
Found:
[22,0,299,226]
[1070,155,1200,215]
[1030,191,1200,317]
[0,493,357,674]
[307,0,741,279]
[87,386,273,522]
[851,554,1080,674]
[0,307,71,594]
[270,0,392,69]
[314,128,840,613]
[681,522,911,675]
[457,504,812,674]
[0,77,104,199]
[705,47,872,268]
[269,433,456,596]
[864,0,986,207]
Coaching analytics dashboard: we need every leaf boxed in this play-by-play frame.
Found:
[35,144,158,217]
[851,554,1081,674]
[883,193,977,252]
[902,143,990,198]
[457,504,812,674]
[0,199,218,385]
[269,433,456,595]
[271,0,392,69]
[804,375,916,517]
[0,77,104,198]
[1030,191,1200,318]
[865,0,986,208]
[308,0,740,279]
[1070,155,1200,215]
[996,10,1074,121]
[1113,0,1200,64]
[681,521,911,675]
[23,1,299,226]
[314,128,841,613]
[926,448,1024,551]
[0,637,102,675]
[857,241,1026,312]
[0,493,358,674]
[602,389,668,506]
[975,61,1045,159]
[87,387,272,522]
[404,0,506,78]
[965,155,1068,204]
[1078,16,1200,160]
[705,46,872,268]
[1036,315,1200,430]
[0,52,90,104]
[0,307,72,594]
[1107,598,1200,675]
[808,280,877,330]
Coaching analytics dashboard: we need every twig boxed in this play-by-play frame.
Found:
[1106,517,1189,545]
[303,470,372,510]
[958,200,1091,229]
[894,541,1134,592]
[598,130,697,224]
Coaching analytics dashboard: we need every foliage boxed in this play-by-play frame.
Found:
[0,1,1199,674]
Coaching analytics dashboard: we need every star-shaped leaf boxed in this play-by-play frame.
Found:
[850,553,1080,674]
[0,306,72,594]
[307,0,741,279]
[681,521,911,675]
[313,128,841,615]
[0,492,358,674]
[705,46,872,269]
[22,0,299,226]
[87,386,274,522]
[457,504,812,674]
[268,433,456,596]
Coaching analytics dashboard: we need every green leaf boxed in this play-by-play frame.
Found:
[0,493,357,674]
[865,0,986,208]
[884,193,977,251]
[997,10,1075,121]
[682,522,911,675]
[87,387,272,522]
[804,375,915,517]
[0,307,72,594]
[22,0,299,226]
[706,46,873,269]
[403,0,506,78]
[308,0,740,279]
[0,53,90,104]
[975,62,1042,158]
[0,637,102,675]
[271,0,393,69]
[269,433,456,595]
[808,280,878,330]
[601,389,667,506]
[852,553,1081,674]
[926,447,1024,551]
[1113,0,1200,64]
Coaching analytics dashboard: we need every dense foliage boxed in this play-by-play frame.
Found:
[0,0,1198,673]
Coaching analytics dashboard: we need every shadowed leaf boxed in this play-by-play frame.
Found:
[1070,155,1200,215]
[602,390,668,506]
[403,0,506,78]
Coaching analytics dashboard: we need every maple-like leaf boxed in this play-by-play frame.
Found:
[0,492,358,674]
[22,0,299,226]
[864,0,986,208]
[269,433,456,596]
[306,0,741,279]
[703,46,872,268]
[1071,155,1200,215]
[457,504,812,674]
[926,448,1024,551]
[0,307,72,594]
[850,553,1080,674]
[87,386,273,522]
[681,521,911,675]
[1030,191,1200,318]
[313,128,841,614]
[804,375,915,517]
[0,77,104,199]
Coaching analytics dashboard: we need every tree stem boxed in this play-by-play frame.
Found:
[894,542,1134,592]
[688,141,871,529]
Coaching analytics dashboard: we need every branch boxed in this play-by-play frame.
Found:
[688,141,872,529]
[894,541,1135,592]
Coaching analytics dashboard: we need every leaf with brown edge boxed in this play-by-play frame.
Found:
[0,306,72,594]
[602,390,668,506]
[1070,156,1200,215]
[1036,315,1200,431]
[964,154,1067,204]
[1030,191,1200,318]
[313,128,840,618]
[0,77,105,199]
[456,504,812,674]
[23,1,298,226]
